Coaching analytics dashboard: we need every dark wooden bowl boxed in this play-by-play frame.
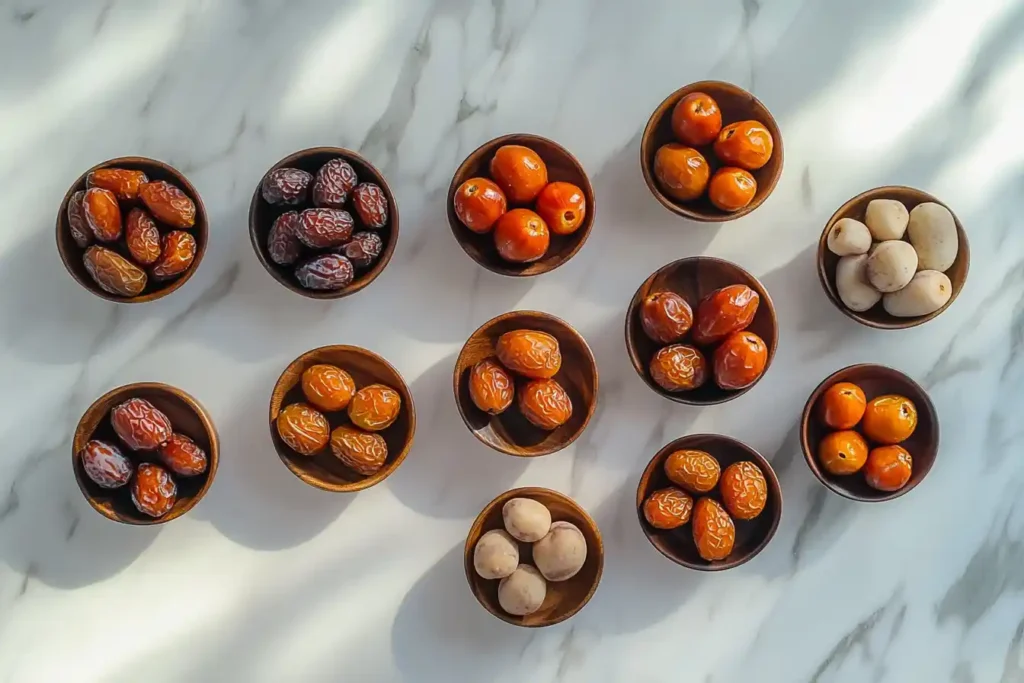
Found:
[640,81,784,222]
[56,157,208,303]
[269,345,416,491]
[453,311,598,457]
[818,186,970,329]
[72,382,220,525]
[625,256,778,404]
[464,486,604,627]
[249,147,399,299]
[800,363,939,502]
[446,133,596,276]
[636,434,782,570]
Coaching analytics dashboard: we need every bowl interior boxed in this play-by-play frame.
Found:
[269,345,416,491]
[640,81,784,221]
[818,186,969,329]
[249,147,398,299]
[56,157,208,303]
[625,256,778,404]
[72,383,219,525]
[800,364,939,501]
[464,487,604,627]
[454,311,597,456]
[446,134,596,276]
[636,434,782,570]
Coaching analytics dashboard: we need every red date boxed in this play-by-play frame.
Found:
[131,463,177,518]
[267,211,302,266]
[296,208,354,248]
[262,167,312,205]
[67,191,93,248]
[80,440,132,489]
[338,231,384,269]
[158,433,208,476]
[312,158,358,208]
[111,397,172,450]
[295,253,355,290]
[352,183,388,228]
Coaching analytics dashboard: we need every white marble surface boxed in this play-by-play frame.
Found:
[2,0,1024,680]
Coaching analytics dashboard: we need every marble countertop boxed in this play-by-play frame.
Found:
[2,0,1024,681]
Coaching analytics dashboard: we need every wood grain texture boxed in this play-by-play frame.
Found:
[640,81,784,222]
[446,133,596,276]
[463,487,603,627]
[269,345,415,491]
[453,310,597,457]
[800,363,939,502]
[56,157,208,304]
[818,186,970,329]
[248,147,399,300]
[72,382,220,525]
[625,256,778,405]
[636,434,782,571]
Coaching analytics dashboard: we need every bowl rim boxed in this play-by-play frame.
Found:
[463,485,605,627]
[634,433,783,570]
[268,343,417,492]
[639,80,785,222]
[72,381,220,525]
[55,156,209,304]
[446,132,597,277]
[452,309,599,457]
[247,146,399,300]
[624,255,779,405]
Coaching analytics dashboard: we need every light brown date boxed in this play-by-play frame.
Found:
[83,246,147,297]
[517,378,572,430]
[150,230,197,280]
[664,449,720,493]
[139,180,196,229]
[642,487,693,529]
[276,403,330,455]
[87,167,149,200]
[330,425,388,476]
[348,384,401,432]
[67,191,93,248]
[125,208,162,265]
[640,291,693,344]
[82,187,122,242]
[495,329,561,379]
[692,497,735,562]
[468,358,514,415]
[719,461,768,520]
[301,364,356,412]
[649,344,707,392]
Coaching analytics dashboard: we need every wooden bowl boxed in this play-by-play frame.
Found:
[636,434,782,570]
[249,147,399,299]
[625,256,778,404]
[56,157,208,303]
[269,345,416,491]
[464,486,604,627]
[800,363,939,502]
[446,133,596,276]
[818,186,970,329]
[72,382,219,525]
[453,311,598,457]
[640,81,784,221]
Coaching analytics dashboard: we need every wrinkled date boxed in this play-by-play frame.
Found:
[649,344,707,392]
[111,397,172,450]
[640,291,693,344]
[296,208,354,248]
[495,329,561,379]
[267,211,302,266]
[67,191,93,248]
[83,246,148,297]
[692,497,735,562]
[276,402,330,456]
[713,331,768,391]
[301,363,356,412]
[131,463,177,518]
[339,231,384,269]
[312,158,358,208]
[352,183,388,228]
[719,461,768,520]
[330,425,388,476]
[468,358,515,415]
[263,167,313,205]
[348,384,402,432]
[80,440,132,489]
[82,187,122,242]
[693,284,760,345]
[664,449,721,493]
[643,487,693,530]
[295,254,355,291]
[139,181,196,229]
[151,230,197,280]
[125,208,162,265]
[87,167,149,200]
[158,433,208,477]
[517,378,572,430]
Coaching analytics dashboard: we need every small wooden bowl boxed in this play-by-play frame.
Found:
[249,147,399,299]
[625,256,778,404]
[800,363,939,502]
[56,157,209,303]
[453,310,598,457]
[269,345,416,492]
[464,486,604,627]
[446,133,596,276]
[636,434,782,570]
[72,382,220,525]
[640,81,784,221]
[818,186,970,329]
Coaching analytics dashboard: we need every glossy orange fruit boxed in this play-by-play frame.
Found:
[664,449,720,493]
[489,145,548,203]
[692,498,735,562]
[454,177,507,233]
[671,92,722,146]
[861,395,918,444]
[713,120,774,170]
[653,144,710,201]
[643,487,693,529]
[708,167,756,212]
[534,181,586,235]
[493,208,549,263]
[818,430,868,475]
[719,461,768,520]
[820,382,867,430]
[864,445,913,491]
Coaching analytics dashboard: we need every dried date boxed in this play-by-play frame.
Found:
[83,246,147,297]
[692,497,735,562]
[649,344,707,392]
[139,181,196,229]
[351,183,388,228]
[339,231,383,269]
[79,440,132,489]
[348,384,402,432]
[517,378,572,430]
[693,284,759,345]
[495,329,561,379]
[468,358,514,415]
[664,449,720,493]
[301,363,356,412]
[642,487,693,529]
[267,211,302,266]
[640,291,693,344]
[67,191,93,248]
[82,187,122,242]
[131,463,177,518]
[295,254,355,291]
[263,167,313,205]
[158,433,208,477]
[111,397,172,450]
[312,158,358,208]
[151,230,197,280]
[276,403,330,455]
[330,425,387,476]
[296,208,354,248]
[87,167,148,200]
[713,331,768,390]
[125,208,162,265]
[719,461,768,520]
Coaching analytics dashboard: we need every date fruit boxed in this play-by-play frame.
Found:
[67,191,93,248]
[643,487,694,529]
[653,144,709,202]
[640,291,693,344]
[296,208,354,248]
[454,177,507,234]
[713,331,768,390]
[494,209,549,263]
[692,497,735,562]
[693,284,760,345]
[301,363,356,412]
[714,120,774,171]
[87,167,149,200]
[83,246,147,297]
[295,253,355,291]
[352,183,389,229]
[267,211,302,266]
[468,358,514,415]
[339,231,383,269]
[818,430,868,475]
[262,167,313,205]
[151,230,197,280]
[861,395,917,444]
[719,461,768,520]
[708,167,756,213]
[495,329,561,379]
[534,181,586,235]
[111,397,172,450]
[671,92,722,147]
[125,208,162,265]
[139,180,196,229]
[864,445,913,492]
[664,449,720,493]
[348,384,402,431]
[517,378,573,430]
[82,187,122,242]
[489,144,548,204]
[649,344,707,392]
[820,382,867,430]
[330,425,388,476]
[276,402,330,456]
[158,433,208,476]
[79,440,132,489]
[131,463,177,518]
[312,158,357,208]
